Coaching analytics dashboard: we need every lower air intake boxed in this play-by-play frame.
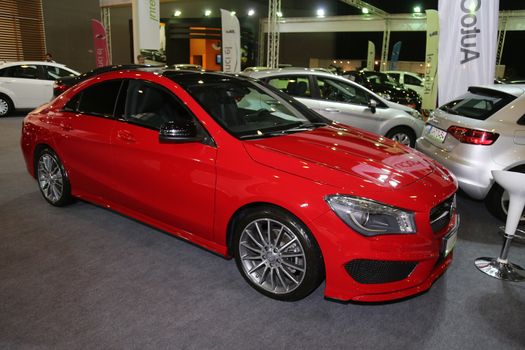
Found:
[345,259,417,284]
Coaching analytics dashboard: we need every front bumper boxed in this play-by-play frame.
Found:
[313,205,459,302]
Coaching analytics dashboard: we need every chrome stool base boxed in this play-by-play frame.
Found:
[475,257,525,282]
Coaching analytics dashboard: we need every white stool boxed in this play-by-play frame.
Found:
[475,170,525,281]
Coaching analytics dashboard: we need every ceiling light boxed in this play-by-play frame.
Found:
[248,9,255,16]
[316,8,325,17]
[362,8,369,14]
[413,6,422,13]
[204,9,212,17]
[230,11,236,16]
[174,10,181,17]
[277,11,283,18]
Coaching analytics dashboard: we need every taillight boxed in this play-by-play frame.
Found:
[447,125,499,145]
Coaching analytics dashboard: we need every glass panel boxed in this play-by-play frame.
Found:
[77,80,122,117]
[45,66,77,80]
[267,76,311,97]
[317,77,369,106]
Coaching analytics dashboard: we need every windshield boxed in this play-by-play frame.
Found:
[175,75,327,139]
[439,88,516,120]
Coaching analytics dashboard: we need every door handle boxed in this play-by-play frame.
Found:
[117,130,136,143]
[324,107,341,113]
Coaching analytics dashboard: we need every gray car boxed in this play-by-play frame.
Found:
[416,84,525,222]
[244,69,425,147]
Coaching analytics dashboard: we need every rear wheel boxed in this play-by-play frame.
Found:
[36,148,73,206]
[386,126,416,147]
[233,206,324,301]
[0,94,13,117]
[485,167,525,223]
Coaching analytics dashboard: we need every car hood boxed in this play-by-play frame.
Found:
[243,124,435,190]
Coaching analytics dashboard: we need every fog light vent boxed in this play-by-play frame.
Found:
[344,259,417,284]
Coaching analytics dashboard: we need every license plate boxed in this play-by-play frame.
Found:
[442,226,458,257]
[425,124,447,143]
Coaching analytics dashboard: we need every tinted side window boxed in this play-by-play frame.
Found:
[317,77,369,106]
[267,75,311,98]
[44,66,76,80]
[125,80,193,130]
[4,65,39,79]
[388,73,400,82]
[63,93,81,112]
[405,74,422,86]
[77,80,123,117]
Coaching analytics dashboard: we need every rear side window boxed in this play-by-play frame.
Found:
[1,65,39,79]
[439,88,516,120]
[267,75,312,98]
[77,80,123,118]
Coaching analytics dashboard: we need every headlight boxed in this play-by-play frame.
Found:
[408,110,424,120]
[377,92,391,100]
[325,195,416,236]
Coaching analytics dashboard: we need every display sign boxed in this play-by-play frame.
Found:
[422,10,439,110]
[366,41,375,70]
[136,0,160,50]
[438,0,499,105]
[389,41,402,70]
[221,9,241,73]
[91,19,110,67]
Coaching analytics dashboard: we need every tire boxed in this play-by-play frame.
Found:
[233,206,324,301]
[386,126,416,147]
[485,167,525,223]
[36,148,73,206]
[0,94,13,117]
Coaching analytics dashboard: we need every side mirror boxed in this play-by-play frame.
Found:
[159,120,202,143]
[368,99,377,114]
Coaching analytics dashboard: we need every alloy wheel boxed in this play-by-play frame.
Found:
[0,98,9,116]
[390,132,412,146]
[38,153,64,204]
[238,218,307,294]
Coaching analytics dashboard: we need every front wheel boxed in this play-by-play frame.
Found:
[0,94,13,117]
[485,167,525,223]
[36,148,73,206]
[386,126,416,147]
[233,207,324,301]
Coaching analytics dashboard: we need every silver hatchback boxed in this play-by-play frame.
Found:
[416,85,525,222]
[245,69,425,147]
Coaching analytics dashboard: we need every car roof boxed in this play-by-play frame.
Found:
[470,84,525,97]
[244,68,337,79]
[0,60,68,68]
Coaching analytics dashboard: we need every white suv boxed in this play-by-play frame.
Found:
[0,61,79,116]
[385,71,424,98]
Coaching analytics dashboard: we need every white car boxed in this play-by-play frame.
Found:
[416,84,525,222]
[385,71,424,98]
[245,68,425,147]
[0,61,79,116]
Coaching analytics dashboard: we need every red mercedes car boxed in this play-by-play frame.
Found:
[21,70,459,302]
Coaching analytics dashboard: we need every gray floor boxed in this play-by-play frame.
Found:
[1,114,524,350]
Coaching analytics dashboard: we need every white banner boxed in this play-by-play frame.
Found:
[137,0,160,50]
[438,0,499,105]
[422,10,439,110]
[221,9,241,73]
[366,41,375,70]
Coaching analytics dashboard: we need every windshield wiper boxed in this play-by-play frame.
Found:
[239,122,327,140]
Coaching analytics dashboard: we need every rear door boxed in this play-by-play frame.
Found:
[53,79,124,199]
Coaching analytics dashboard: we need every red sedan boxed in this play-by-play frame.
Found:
[20,70,459,302]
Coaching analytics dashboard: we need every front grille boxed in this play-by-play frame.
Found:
[344,259,417,284]
[430,195,455,233]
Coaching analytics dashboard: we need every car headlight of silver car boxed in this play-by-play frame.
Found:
[325,195,416,236]
[408,110,424,120]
